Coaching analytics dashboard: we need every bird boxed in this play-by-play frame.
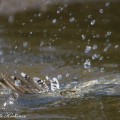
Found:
[0,72,60,96]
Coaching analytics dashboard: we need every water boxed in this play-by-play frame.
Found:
[0,1,120,120]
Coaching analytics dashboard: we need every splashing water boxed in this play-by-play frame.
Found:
[0,1,120,120]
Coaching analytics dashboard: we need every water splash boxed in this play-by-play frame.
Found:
[84,59,91,69]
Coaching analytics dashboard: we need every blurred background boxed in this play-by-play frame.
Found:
[0,0,119,76]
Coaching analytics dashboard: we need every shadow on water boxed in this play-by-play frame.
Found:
[0,1,120,120]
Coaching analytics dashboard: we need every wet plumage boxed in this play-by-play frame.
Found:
[0,72,60,95]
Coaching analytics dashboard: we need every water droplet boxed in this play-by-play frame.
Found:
[9,97,14,105]
[100,67,105,72]
[103,43,112,52]
[52,19,57,24]
[99,56,104,61]
[84,59,91,69]
[115,45,119,49]
[23,42,28,48]
[92,54,100,60]
[85,46,92,53]
[88,15,92,18]
[38,13,41,17]
[77,45,80,48]
[62,26,66,30]
[105,2,110,7]
[107,31,112,36]
[57,75,62,80]
[14,46,17,49]
[66,73,70,77]
[3,102,7,107]
[46,76,50,80]
[81,34,86,40]
[30,31,33,35]
[99,9,104,14]
[1,58,4,63]
[15,80,21,86]
[57,10,60,14]
[69,17,75,23]
[30,19,33,22]
[90,19,96,26]
[22,22,25,25]
[93,44,98,50]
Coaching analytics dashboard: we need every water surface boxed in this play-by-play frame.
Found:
[0,1,120,120]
